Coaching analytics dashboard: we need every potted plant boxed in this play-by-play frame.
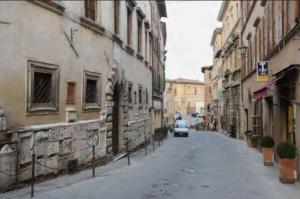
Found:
[260,136,274,166]
[276,142,297,183]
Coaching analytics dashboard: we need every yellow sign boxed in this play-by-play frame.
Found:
[257,61,269,82]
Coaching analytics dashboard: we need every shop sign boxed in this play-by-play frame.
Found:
[257,61,269,82]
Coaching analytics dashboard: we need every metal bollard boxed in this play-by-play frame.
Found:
[31,153,36,198]
[92,145,95,178]
[152,135,155,151]
[126,140,130,166]
[144,137,147,156]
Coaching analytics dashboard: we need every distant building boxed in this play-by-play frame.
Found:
[201,66,213,129]
[164,78,205,124]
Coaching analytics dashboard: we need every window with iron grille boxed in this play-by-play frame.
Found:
[138,86,142,104]
[137,19,142,53]
[27,61,59,114]
[84,0,96,21]
[83,71,101,111]
[128,83,133,104]
[127,6,133,45]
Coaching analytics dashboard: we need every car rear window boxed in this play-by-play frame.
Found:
[176,124,187,128]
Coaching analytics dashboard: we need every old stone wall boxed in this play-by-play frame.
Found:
[0,119,106,190]
[128,118,151,150]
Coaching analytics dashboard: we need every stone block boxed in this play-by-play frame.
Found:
[106,122,113,131]
[35,142,47,158]
[106,101,114,107]
[106,137,112,146]
[49,128,61,141]
[0,150,16,188]
[19,133,33,164]
[61,139,72,154]
[107,130,112,138]
[106,146,112,153]
[106,107,113,114]
[35,130,49,142]
[106,115,113,122]
[45,156,59,174]
[88,122,100,130]
[60,126,73,139]
[47,141,60,156]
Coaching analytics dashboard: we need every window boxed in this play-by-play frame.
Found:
[138,86,142,104]
[145,89,149,105]
[114,0,120,34]
[128,83,133,104]
[134,91,137,104]
[83,71,101,111]
[145,31,148,59]
[27,60,59,113]
[127,6,133,45]
[84,0,96,21]
[137,19,142,53]
[194,88,197,95]
[66,82,76,104]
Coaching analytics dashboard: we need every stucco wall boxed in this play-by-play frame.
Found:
[0,1,152,128]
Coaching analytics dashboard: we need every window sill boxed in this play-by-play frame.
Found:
[83,104,101,112]
[31,0,65,15]
[80,16,105,34]
[136,53,144,62]
[112,34,123,46]
[125,45,135,55]
[27,106,59,116]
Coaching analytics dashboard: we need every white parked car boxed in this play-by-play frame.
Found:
[174,120,189,137]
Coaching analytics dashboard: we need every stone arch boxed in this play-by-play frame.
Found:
[104,65,129,156]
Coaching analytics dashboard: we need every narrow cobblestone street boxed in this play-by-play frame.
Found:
[2,130,300,199]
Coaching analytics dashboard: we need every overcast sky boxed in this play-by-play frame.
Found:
[165,1,222,81]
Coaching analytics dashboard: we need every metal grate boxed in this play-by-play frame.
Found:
[85,79,97,104]
[33,72,52,104]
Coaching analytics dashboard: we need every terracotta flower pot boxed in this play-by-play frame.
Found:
[279,159,296,183]
[262,147,273,166]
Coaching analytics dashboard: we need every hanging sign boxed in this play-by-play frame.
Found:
[257,61,269,82]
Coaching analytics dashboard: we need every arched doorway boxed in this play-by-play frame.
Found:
[112,85,120,155]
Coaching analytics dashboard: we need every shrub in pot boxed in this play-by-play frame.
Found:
[260,136,274,166]
[276,142,297,183]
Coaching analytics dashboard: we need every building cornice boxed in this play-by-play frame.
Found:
[210,27,222,46]
[217,1,229,21]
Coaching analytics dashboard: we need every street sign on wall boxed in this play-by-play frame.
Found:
[257,61,269,82]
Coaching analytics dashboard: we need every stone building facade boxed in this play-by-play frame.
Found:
[165,78,205,121]
[201,66,213,129]
[216,1,242,138]
[240,0,300,175]
[149,1,167,131]
[210,27,224,131]
[0,0,166,190]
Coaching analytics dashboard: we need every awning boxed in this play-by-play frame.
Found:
[253,74,285,100]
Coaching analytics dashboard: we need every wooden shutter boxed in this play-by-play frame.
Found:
[67,82,76,104]
[85,0,96,21]
[114,0,120,34]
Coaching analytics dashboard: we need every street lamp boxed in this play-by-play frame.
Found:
[239,44,248,57]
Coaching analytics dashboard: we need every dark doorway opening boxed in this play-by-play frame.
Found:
[112,85,120,155]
